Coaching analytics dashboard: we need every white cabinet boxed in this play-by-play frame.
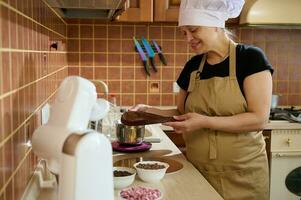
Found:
[270,130,301,200]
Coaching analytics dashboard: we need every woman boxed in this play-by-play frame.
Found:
[131,0,273,199]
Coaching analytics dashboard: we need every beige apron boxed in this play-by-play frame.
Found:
[184,41,269,200]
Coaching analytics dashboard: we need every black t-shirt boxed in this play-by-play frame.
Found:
[177,44,274,96]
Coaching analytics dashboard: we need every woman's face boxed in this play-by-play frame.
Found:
[180,26,217,54]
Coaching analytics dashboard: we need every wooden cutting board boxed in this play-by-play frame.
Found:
[121,111,176,126]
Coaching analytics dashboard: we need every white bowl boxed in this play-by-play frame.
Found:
[113,167,136,189]
[133,161,169,183]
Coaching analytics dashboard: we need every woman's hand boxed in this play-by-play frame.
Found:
[129,104,151,112]
[163,112,207,134]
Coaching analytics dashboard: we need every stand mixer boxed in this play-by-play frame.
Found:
[32,76,114,200]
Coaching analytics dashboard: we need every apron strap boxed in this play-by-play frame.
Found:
[229,41,237,80]
[187,54,207,92]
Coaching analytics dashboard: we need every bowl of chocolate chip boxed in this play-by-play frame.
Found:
[113,167,136,189]
[133,161,169,183]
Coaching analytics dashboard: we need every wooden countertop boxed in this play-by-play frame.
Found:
[113,125,223,200]
[33,125,222,200]
[161,121,301,131]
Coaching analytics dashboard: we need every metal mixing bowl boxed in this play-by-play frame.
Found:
[116,122,145,145]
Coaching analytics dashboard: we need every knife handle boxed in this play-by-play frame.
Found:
[158,53,167,66]
[150,58,157,72]
[143,61,151,76]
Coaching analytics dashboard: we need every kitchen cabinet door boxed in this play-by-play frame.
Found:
[118,0,153,22]
[154,0,180,22]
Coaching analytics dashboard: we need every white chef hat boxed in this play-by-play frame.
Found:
[178,0,245,28]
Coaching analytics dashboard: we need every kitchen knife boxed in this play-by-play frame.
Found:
[141,37,157,72]
[133,37,150,76]
[152,40,167,66]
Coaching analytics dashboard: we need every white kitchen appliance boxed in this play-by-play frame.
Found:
[32,76,114,200]
[270,129,301,200]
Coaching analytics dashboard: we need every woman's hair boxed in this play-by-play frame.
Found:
[223,28,237,40]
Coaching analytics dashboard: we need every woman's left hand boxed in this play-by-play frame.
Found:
[163,112,207,134]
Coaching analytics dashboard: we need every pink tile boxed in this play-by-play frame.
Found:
[122,25,134,39]
[121,40,134,53]
[94,67,107,80]
[162,27,175,40]
[80,53,93,67]
[161,81,173,93]
[135,94,147,105]
[68,67,79,76]
[108,40,121,52]
[67,25,79,38]
[94,53,107,66]
[135,81,147,93]
[108,81,120,93]
[1,6,9,48]
[80,25,93,38]
[148,94,160,106]
[121,94,134,106]
[135,26,148,38]
[94,25,107,38]
[12,92,19,131]
[0,145,4,191]
[162,67,174,80]
[162,94,174,106]
[108,54,120,66]
[122,67,134,79]
[108,67,121,79]
[81,67,94,79]
[9,10,17,49]
[108,26,121,39]
[80,40,93,52]
[2,95,12,139]
[4,138,13,182]
[121,81,134,93]
[149,26,161,39]
[1,52,11,93]
[94,39,107,52]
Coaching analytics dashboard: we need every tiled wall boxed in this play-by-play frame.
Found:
[0,0,67,199]
[67,21,189,106]
[67,21,301,106]
[239,28,301,105]
[0,3,300,199]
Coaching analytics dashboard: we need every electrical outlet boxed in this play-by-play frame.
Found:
[41,103,50,125]
[150,82,160,93]
[173,82,180,93]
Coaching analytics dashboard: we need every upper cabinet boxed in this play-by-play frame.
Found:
[117,0,239,25]
[154,0,180,22]
[118,0,153,22]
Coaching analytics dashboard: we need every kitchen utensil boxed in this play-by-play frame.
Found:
[116,122,145,145]
[141,37,157,72]
[271,94,280,109]
[152,40,167,66]
[114,157,183,174]
[133,37,150,76]
[112,141,152,153]
[32,76,114,200]
[121,111,176,126]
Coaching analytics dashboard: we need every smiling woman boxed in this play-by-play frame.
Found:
[129,0,273,199]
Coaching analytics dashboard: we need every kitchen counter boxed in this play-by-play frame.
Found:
[113,125,223,200]
[161,120,301,131]
[27,125,223,200]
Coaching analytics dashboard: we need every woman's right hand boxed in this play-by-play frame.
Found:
[129,104,151,112]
